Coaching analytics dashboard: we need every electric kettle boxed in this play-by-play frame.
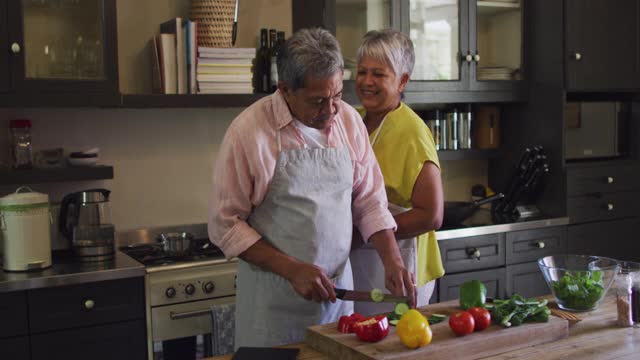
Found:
[59,189,114,261]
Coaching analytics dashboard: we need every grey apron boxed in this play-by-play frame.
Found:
[234,125,354,348]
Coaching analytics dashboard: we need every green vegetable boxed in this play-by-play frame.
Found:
[389,319,399,326]
[395,302,410,316]
[489,294,550,328]
[459,280,487,310]
[371,288,384,302]
[550,270,605,311]
[428,313,447,325]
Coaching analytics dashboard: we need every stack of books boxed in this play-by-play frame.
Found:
[152,17,197,94]
[197,47,255,94]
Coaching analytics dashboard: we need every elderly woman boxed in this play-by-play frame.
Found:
[350,29,445,315]
[209,28,415,348]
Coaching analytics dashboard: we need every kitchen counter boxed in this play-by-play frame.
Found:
[206,294,637,360]
[436,210,569,240]
[0,250,145,293]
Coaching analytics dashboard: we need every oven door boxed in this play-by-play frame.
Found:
[152,296,235,359]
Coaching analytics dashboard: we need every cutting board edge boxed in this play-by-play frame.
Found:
[306,327,372,360]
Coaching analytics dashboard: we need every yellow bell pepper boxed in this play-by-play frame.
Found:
[396,309,432,349]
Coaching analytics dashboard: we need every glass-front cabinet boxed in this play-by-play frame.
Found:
[298,0,524,95]
[5,0,118,94]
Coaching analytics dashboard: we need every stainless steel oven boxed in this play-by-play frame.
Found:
[118,224,237,360]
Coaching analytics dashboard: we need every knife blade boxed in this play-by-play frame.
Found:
[231,0,239,46]
[334,288,409,304]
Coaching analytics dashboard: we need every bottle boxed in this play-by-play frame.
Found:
[269,29,278,92]
[447,109,459,150]
[9,119,33,169]
[277,31,285,48]
[257,29,270,93]
[459,104,472,149]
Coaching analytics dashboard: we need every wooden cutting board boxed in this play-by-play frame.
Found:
[306,301,569,360]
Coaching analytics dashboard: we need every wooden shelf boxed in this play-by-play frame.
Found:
[438,149,498,161]
[0,166,114,185]
[121,93,270,108]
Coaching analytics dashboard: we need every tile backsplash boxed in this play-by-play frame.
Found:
[0,107,486,232]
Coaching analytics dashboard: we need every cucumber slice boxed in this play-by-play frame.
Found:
[394,302,410,316]
[370,288,384,302]
[389,319,399,326]
[428,313,447,324]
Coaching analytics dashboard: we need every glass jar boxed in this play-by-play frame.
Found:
[616,261,640,327]
[9,119,33,169]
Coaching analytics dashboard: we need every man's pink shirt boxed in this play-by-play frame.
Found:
[208,90,396,259]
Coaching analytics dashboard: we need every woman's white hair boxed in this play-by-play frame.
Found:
[357,28,415,77]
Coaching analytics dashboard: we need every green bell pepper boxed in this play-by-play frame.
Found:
[459,280,487,310]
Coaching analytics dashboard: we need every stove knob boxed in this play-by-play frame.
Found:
[203,281,215,294]
[185,284,196,295]
[165,287,176,298]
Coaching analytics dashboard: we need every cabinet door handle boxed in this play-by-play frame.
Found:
[465,53,473,63]
[574,52,582,60]
[531,241,546,249]
[11,42,20,54]
[83,299,95,310]
[466,248,481,260]
[170,308,211,320]
[474,53,480,62]
[606,176,614,184]
[606,203,614,211]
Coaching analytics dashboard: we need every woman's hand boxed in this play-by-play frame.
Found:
[384,264,417,309]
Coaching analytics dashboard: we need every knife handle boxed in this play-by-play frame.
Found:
[231,22,238,46]
[334,288,346,300]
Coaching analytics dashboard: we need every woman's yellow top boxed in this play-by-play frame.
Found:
[359,103,445,285]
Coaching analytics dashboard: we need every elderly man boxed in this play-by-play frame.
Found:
[208,28,415,348]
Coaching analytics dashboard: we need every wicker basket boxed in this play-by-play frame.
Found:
[191,0,236,48]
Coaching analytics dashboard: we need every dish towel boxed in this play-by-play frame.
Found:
[210,302,236,356]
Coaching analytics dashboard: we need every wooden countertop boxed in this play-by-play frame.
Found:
[206,294,639,360]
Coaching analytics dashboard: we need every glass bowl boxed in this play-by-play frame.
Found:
[538,255,620,312]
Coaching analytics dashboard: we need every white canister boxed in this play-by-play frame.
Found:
[0,187,52,271]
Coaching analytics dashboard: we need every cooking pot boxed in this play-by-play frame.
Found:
[442,193,504,228]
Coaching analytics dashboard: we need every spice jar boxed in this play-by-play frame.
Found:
[616,261,640,327]
[9,119,33,169]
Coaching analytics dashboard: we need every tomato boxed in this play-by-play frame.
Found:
[353,315,390,342]
[337,313,365,333]
[396,309,432,349]
[449,311,475,336]
[467,307,491,331]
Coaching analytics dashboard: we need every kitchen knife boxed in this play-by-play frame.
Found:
[231,0,239,46]
[334,288,409,304]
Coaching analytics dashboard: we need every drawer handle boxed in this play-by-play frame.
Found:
[606,176,614,184]
[11,42,20,54]
[83,299,95,310]
[531,241,546,249]
[466,248,481,260]
[606,203,614,211]
[170,308,212,320]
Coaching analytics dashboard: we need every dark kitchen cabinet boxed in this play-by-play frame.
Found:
[505,227,567,265]
[2,0,119,105]
[0,0,9,93]
[293,0,525,101]
[568,218,640,262]
[505,261,549,298]
[0,336,30,360]
[0,291,28,338]
[31,320,147,360]
[565,0,640,91]
[439,233,505,273]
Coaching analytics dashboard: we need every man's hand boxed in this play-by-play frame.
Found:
[285,262,337,303]
[369,229,417,308]
[239,239,337,303]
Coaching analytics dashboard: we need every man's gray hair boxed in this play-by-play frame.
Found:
[357,29,415,77]
[277,28,344,91]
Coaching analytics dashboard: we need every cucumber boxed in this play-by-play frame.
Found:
[370,288,384,302]
[428,313,447,325]
[394,302,410,316]
[389,319,399,326]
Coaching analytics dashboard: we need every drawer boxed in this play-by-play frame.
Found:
[0,336,29,360]
[0,291,28,338]
[438,234,505,273]
[506,262,550,298]
[28,277,144,333]
[567,164,640,196]
[438,268,506,302]
[568,218,640,262]
[505,227,567,265]
[31,320,147,360]
[567,191,640,224]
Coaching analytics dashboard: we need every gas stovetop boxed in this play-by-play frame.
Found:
[119,243,225,267]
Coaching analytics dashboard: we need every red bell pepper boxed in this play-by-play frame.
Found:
[337,313,365,333]
[353,315,390,342]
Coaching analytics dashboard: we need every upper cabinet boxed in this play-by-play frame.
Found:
[0,0,8,92]
[564,0,640,91]
[2,0,119,104]
[295,0,525,100]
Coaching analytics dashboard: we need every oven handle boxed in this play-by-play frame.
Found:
[169,308,212,320]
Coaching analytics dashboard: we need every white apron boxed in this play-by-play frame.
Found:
[349,116,434,316]
[234,126,354,348]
